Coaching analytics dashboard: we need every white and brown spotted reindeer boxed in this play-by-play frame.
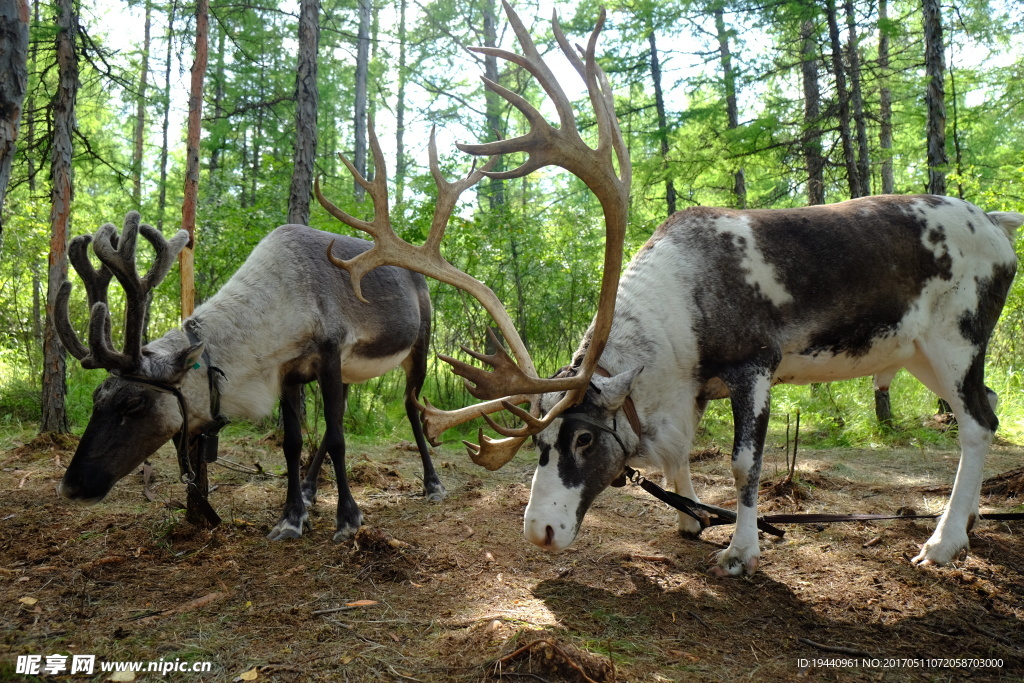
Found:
[54,208,454,541]
[334,2,1023,577]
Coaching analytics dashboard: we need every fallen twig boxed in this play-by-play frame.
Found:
[138,591,227,624]
[797,637,871,658]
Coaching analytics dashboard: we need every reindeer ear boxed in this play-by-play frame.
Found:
[592,367,642,413]
[175,342,205,373]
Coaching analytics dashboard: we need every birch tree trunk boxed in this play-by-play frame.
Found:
[42,0,79,434]
[923,0,947,195]
[0,0,29,239]
[287,0,320,226]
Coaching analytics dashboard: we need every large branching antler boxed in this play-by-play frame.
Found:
[318,3,629,470]
[454,2,631,427]
[55,211,190,372]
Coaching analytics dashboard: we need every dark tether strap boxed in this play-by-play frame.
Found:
[624,465,786,537]
[116,374,221,527]
[622,465,1024,535]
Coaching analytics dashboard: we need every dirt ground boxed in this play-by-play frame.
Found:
[1,427,1023,682]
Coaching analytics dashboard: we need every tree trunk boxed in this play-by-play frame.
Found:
[42,0,79,435]
[207,27,226,177]
[949,57,963,198]
[132,0,152,210]
[157,2,176,231]
[482,0,504,209]
[801,20,825,206]
[844,0,870,195]
[395,0,408,207]
[181,0,208,322]
[923,0,946,195]
[877,0,894,194]
[287,0,320,226]
[352,0,370,202]
[825,0,860,199]
[714,7,745,209]
[0,0,29,240]
[648,29,676,217]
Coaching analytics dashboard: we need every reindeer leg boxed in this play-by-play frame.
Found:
[711,357,777,577]
[906,341,997,566]
[319,361,362,542]
[268,383,309,540]
[300,439,329,507]
[404,333,447,502]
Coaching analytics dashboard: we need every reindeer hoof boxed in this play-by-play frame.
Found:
[709,548,759,577]
[425,482,448,503]
[267,522,304,541]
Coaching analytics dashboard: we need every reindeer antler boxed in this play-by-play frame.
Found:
[56,211,190,372]
[319,4,629,470]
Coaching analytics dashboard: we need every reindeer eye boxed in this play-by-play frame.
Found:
[123,396,147,417]
[576,432,593,449]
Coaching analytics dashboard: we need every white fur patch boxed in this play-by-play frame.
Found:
[523,453,583,551]
[342,349,411,384]
[719,216,793,307]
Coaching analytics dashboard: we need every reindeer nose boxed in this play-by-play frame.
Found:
[544,525,555,546]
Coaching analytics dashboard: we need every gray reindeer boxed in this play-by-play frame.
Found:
[55,210,447,541]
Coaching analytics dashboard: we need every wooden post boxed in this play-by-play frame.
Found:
[182,0,209,526]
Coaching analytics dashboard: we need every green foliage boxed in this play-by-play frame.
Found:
[2,0,1024,451]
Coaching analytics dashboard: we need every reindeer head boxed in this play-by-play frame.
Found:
[55,211,196,502]
[317,2,632,551]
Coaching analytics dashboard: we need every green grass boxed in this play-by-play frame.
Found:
[4,360,1024,454]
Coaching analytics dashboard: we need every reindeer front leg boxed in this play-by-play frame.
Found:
[711,363,774,577]
[268,383,310,540]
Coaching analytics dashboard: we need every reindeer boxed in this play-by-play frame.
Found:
[327,2,1022,577]
[55,211,447,541]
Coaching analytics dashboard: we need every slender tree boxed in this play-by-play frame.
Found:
[825,0,861,198]
[395,0,408,207]
[207,26,227,177]
[714,5,745,208]
[844,0,870,195]
[132,0,152,209]
[648,28,675,216]
[801,19,825,205]
[42,0,80,434]
[877,0,894,194]
[157,1,176,231]
[353,0,371,201]
[287,0,320,225]
[0,0,29,240]
[482,0,505,209]
[923,0,947,195]
[181,0,208,321]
